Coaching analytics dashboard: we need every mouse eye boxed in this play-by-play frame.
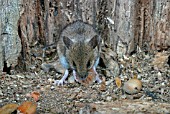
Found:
[87,61,91,68]
[73,61,76,67]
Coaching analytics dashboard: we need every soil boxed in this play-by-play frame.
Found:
[0,51,170,114]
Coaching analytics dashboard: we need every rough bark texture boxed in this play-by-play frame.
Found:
[134,0,170,51]
[0,0,21,71]
[0,0,170,113]
[0,0,169,70]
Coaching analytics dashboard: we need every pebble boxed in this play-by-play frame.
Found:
[25,75,34,79]
[36,85,40,89]
[16,94,20,97]
[48,78,54,83]
[13,84,17,87]
[112,108,120,111]
[106,79,113,86]
[0,90,3,96]
[10,75,17,79]
[50,86,55,90]
[106,96,112,101]
[22,85,30,88]
[16,75,24,79]
[157,72,162,80]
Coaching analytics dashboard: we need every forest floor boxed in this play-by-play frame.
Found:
[0,51,170,114]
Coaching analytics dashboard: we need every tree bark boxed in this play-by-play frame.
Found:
[0,0,21,71]
[0,0,169,71]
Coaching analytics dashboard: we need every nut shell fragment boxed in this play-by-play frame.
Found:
[123,79,142,94]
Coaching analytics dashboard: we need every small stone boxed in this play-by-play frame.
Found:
[121,95,127,99]
[157,72,162,80]
[112,108,120,111]
[22,85,30,88]
[51,86,55,90]
[16,75,24,79]
[36,85,40,89]
[48,78,54,83]
[25,75,34,79]
[16,94,19,97]
[106,96,112,101]
[13,84,17,87]
[29,65,36,70]
[0,90,3,96]
[10,75,17,79]
[16,97,20,101]
[79,98,84,102]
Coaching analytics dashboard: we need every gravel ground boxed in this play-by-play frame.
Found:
[0,51,170,113]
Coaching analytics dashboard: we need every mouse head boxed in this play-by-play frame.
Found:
[63,35,99,80]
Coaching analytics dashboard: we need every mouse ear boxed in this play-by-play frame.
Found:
[88,35,99,49]
[63,36,73,49]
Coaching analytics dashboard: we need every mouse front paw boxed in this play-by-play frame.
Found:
[73,70,79,82]
[54,69,69,86]
[96,77,102,83]
[54,79,67,86]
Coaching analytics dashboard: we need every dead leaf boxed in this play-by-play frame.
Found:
[114,77,122,88]
[0,103,18,114]
[151,52,169,70]
[18,101,37,114]
[100,49,120,78]
[41,60,65,73]
[31,91,40,102]
[100,77,106,91]
[133,74,137,79]
[80,68,96,86]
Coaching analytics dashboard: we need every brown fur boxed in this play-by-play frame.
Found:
[57,21,100,80]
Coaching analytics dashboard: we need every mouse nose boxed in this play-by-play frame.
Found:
[78,72,88,80]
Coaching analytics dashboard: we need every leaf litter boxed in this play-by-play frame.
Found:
[0,51,170,113]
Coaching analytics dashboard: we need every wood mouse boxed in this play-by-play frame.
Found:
[55,21,102,85]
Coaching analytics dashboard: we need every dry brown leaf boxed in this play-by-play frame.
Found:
[114,77,122,88]
[18,101,37,114]
[152,52,169,70]
[100,48,120,78]
[100,77,106,91]
[80,68,96,86]
[133,74,137,79]
[31,91,40,102]
[41,60,65,74]
[0,103,18,114]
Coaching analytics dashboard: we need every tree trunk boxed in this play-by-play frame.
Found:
[0,0,169,71]
[0,0,21,72]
